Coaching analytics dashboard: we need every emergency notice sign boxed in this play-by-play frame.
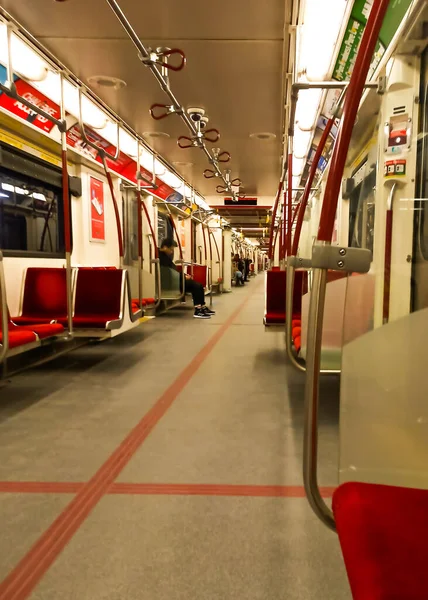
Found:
[90,177,105,241]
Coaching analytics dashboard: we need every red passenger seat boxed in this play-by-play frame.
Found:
[188,265,207,287]
[69,268,123,328]
[0,330,37,349]
[333,482,428,600]
[12,268,68,325]
[12,322,65,339]
[264,270,307,325]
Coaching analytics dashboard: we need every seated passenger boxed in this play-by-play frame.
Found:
[159,238,215,320]
[233,254,245,286]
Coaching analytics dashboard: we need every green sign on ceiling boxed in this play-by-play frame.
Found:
[333,0,412,81]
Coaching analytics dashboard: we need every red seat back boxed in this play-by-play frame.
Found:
[333,482,428,600]
[21,268,67,318]
[189,265,207,287]
[265,270,287,319]
[265,269,306,322]
[74,269,123,318]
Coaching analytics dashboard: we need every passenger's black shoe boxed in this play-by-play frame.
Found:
[202,306,216,315]
[194,308,211,319]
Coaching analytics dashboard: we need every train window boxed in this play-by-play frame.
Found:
[349,163,376,253]
[0,166,65,257]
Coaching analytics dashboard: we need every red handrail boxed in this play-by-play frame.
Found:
[287,153,293,257]
[136,190,143,261]
[292,118,335,256]
[201,221,208,262]
[268,180,285,260]
[102,155,124,259]
[141,199,158,258]
[318,0,390,242]
[61,149,72,254]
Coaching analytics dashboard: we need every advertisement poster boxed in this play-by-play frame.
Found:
[332,0,412,81]
[180,219,186,249]
[90,177,105,242]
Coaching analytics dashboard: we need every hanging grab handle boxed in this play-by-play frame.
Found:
[144,48,186,72]
[204,169,217,179]
[203,128,220,143]
[178,136,197,149]
[217,151,231,163]
[149,103,181,120]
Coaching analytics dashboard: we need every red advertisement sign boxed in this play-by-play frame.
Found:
[90,176,105,241]
[0,79,60,134]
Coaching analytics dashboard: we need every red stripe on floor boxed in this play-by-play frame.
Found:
[0,285,257,600]
[0,482,83,494]
[110,483,336,498]
[0,481,336,499]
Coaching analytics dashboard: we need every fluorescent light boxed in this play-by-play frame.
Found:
[140,149,165,176]
[1,183,14,192]
[32,192,46,201]
[33,73,109,130]
[81,96,108,130]
[154,159,166,176]
[118,127,138,158]
[15,186,29,195]
[298,0,347,81]
[140,148,154,172]
[293,129,313,159]
[0,192,8,198]
[292,176,301,189]
[292,156,305,177]
[0,24,48,82]
[195,195,210,211]
[162,169,182,190]
[295,89,322,131]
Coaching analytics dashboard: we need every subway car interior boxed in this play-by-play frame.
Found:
[0,0,427,598]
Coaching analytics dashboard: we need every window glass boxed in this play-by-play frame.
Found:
[0,166,65,255]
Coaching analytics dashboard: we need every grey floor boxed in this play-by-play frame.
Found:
[0,276,351,599]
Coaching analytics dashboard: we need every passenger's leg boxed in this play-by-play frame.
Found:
[185,280,211,318]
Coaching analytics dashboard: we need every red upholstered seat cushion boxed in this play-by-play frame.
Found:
[15,323,65,339]
[19,268,67,320]
[333,482,428,600]
[0,330,37,348]
[72,269,123,328]
[12,316,64,325]
[265,312,285,324]
[293,335,301,352]
[71,316,119,328]
[291,319,301,328]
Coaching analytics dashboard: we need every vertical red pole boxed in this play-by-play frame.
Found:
[102,155,124,262]
[287,152,293,257]
[383,209,393,322]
